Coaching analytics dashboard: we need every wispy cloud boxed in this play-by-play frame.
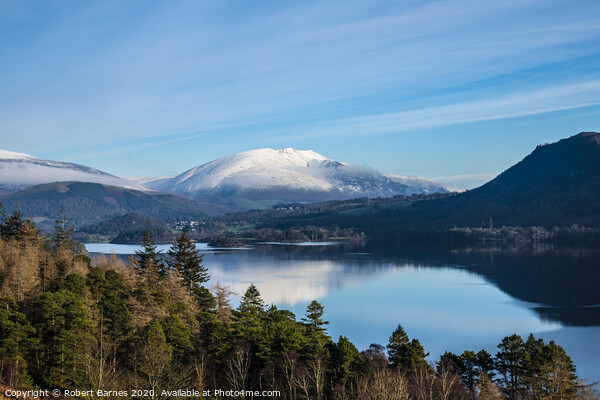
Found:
[254,80,600,142]
[1,0,599,176]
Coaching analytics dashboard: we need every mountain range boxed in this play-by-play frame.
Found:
[246,132,600,237]
[148,148,450,208]
[0,147,449,226]
[2,132,598,236]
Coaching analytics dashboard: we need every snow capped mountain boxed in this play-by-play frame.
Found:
[0,147,449,210]
[0,149,144,192]
[149,148,449,207]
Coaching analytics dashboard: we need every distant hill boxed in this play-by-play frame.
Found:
[218,132,600,240]
[149,147,449,208]
[79,212,175,244]
[429,131,600,227]
[0,149,142,192]
[0,181,231,230]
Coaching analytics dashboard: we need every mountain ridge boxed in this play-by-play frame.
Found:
[0,150,145,192]
[225,132,600,241]
[0,181,231,230]
[149,147,450,208]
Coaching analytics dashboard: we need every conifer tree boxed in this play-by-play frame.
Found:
[496,334,526,399]
[302,300,329,333]
[2,210,24,239]
[166,231,209,299]
[0,296,35,386]
[387,324,428,371]
[239,284,265,313]
[329,335,364,385]
[0,203,7,237]
[387,324,411,368]
[135,226,163,281]
[52,206,74,248]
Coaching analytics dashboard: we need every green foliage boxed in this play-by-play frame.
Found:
[238,284,265,315]
[0,218,584,398]
[1,210,24,239]
[302,299,329,333]
[166,231,209,303]
[52,207,74,248]
[0,297,36,386]
[496,333,578,399]
[329,336,365,385]
[387,324,429,372]
[135,226,164,280]
[496,333,527,398]
[162,314,193,360]
[36,290,96,388]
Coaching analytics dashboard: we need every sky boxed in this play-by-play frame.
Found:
[1,0,599,189]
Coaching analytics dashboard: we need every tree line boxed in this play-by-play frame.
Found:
[0,205,595,399]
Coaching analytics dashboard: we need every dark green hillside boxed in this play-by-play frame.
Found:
[0,181,231,229]
[436,131,600,227]
[77,212,176,243]
[211,132,600,243]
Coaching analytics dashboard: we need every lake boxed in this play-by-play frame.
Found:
[85,242,600,382]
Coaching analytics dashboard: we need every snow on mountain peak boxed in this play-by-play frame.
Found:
[149,148,450,205]
[0,149,37,160]
[163,148,337,192]
[0,149,147,192]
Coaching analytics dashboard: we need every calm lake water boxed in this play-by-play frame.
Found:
[85,242,600,382]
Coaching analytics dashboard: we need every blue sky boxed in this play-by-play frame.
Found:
[1,0,599,189]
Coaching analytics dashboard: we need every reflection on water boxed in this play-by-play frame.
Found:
[85,242,600,381]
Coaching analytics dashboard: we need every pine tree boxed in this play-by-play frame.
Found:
[0,203,7,237]
[37,290,96,387]
[302,300,329,333]
[329,335,364,385]
[2,210,24,239]
[135,226,163,282]
[387,324,411,368]
[496,334,527,399]
[461,350,479,392]
[239,284,264,312]
[162,314,193,360]
[0,297,36,386]
[387,324,428,371]
[53,206,74,248]
[166,231,209,299]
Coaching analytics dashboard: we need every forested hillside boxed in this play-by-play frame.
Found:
[0,182,230,229]
[203,133,600,245]
[0,206,590,399]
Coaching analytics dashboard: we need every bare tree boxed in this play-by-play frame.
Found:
[192,350,209,392]
[476,372,503,400]
[411,366,436,400]
[280,352,301,400]
[307,356,326,400]
[212,283,236,322]
[355,368,410,400]
[226,342,251,392]
[436,360,467,400]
